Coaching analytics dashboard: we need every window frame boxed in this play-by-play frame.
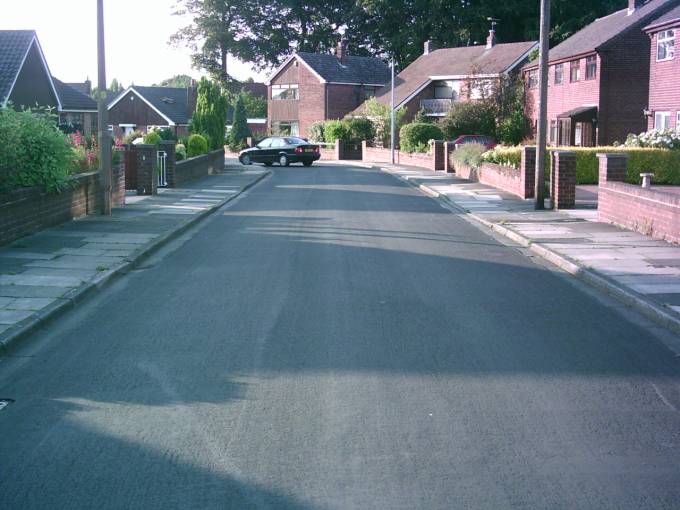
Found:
[271,84,300,100]
[527,69,538,89]
[677,111,680,130]
[585,56,597,80]
[656,29,675,62]
[654,111,671,130]
[554,64,563,85]
[570,60,581,83]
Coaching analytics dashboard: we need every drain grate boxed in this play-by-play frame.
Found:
[0,399,14,411]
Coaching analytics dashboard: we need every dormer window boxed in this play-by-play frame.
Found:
[657,29,675,61]
[161,97,176,104]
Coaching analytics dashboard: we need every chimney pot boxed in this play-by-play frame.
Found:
[424,40,435,55]
[486,30,497,49]
[628,0,646,14]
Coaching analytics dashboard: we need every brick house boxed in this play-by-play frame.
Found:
[644,4,680,130]
[356,34,537,123]
[524,0,680,147]
[265,40,391,137]
[107,85,198,139]
[0,30,98,136]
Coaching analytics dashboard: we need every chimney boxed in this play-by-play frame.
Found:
[187,79,198,119]
[486,30,497,49]
[336,37,348,63]
[84,79,92,95]
[424,40,435,55]
[628,0,646,15]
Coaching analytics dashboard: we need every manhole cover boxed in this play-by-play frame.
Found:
[0,399,14,411]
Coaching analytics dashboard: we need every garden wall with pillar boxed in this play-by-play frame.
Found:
[361,141,445,171]
[598,153,680,244]
[174,149,225,186]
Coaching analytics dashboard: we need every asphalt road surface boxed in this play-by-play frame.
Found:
[1,163,680,509]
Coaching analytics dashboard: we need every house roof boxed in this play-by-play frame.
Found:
[363,41,537,111]
[645,3,680,30]
[0,29,62,109]
[268,52,391,86]
[53,77,97,111]
[525,0,680,68]
[108,86,190,125]
[65,81,91,96]
[239,82,267,98]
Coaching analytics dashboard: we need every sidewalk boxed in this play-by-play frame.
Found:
[380,164,680,335]
[0,165,268,351]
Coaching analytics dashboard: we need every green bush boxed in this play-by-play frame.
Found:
[228,94,251,152]
[440,101,497,140]
[324,120,348,143]
[343,117,375,142]
[157,127,176,141]
[0,107,73,193]
[175,143,187,161]
[480,146,523,169]
[358,97,408,146]
[399,123,444,153]
[450,143,487,169]
[143,131,162,145]
[187,134,208,158]
[308,121,325,142]
[123,129,144,145]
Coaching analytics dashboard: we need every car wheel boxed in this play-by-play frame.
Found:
[303,161,313,167]
[279,154,289,167]
[240,154,251,165]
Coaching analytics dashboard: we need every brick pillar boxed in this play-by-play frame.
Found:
[551,151,576,209]
[444,142,456,173]
[520,146,536,199]
[159,141,176,187]
[432,140,445,171]
[361,141,367,162]
[335,139,344,160]
[135,144,158,195]
[597,153,628,183]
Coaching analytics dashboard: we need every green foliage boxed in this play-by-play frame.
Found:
[0,107,73,193]
[324,120,349,143]
[157,128,176,141]
[360,97,407,146]
[187,134,208,158]
[480,146,523,169]
[228,94,252,151]
[308,121,325,142]
[154,74,194,88]
[450,143,487,169]
[399,123,444,153]
[238,90,267,118]
[413,109,432,124]
[440,101,497,140]
[123,130,144,145]
[175,143,187,161]
[143,131,162,145]
[343,117,375,142]
[190,78,229,150]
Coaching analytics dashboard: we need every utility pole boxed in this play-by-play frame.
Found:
[97,0,112,215]
[390,57,396,165]
[534,0,551,210]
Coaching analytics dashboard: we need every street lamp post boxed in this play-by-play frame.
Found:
[534,0,551,210]
[390,57,395,165]
[97,0,112,215]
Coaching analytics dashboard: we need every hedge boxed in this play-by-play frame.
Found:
[187,134,209,158]
[479,146,680,185]
[399,123,444,153]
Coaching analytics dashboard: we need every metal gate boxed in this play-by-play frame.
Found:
[157,150,168,187]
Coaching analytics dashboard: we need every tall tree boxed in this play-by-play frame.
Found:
[228,94,251,150]
[154,74,195,88]
[190,78,229,150]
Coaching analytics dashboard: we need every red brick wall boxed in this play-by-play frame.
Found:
[599,182,680,244]
[647,23,680,130]
[0,164,125,246]
[362,143,439,170]
[174,150,224,186]
[478,163,528,199]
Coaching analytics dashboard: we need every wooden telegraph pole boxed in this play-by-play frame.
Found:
[97,0,112,215]
[535,0,551,210]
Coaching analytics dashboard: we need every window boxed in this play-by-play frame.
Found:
[550,120,558,144]
[528,70,538,89]
[586,56,597,80]
[364,86,376,99]
[657,29,675,61]
[654,111,671,130]
[554,64,563,85]
[434,84,454,99]
[256,138,272,148]
[272,121,299,136]
[271,138,285,148]
[271,84,299,100]
[677,111,680,130]
[574,123,583,146]
[570,60,580,82]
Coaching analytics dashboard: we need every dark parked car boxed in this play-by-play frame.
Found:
[239,136,321,167]
[452,135,497,150]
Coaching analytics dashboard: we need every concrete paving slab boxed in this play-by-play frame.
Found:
[81,243,142,252]
[6,297,55,311]
[0,297,14,307]
[0,274,83,288]
[24,255,124,270]
[0,285,68,298]
[0,309,33,324]
[22,268,98,279]
[0,251,56,260]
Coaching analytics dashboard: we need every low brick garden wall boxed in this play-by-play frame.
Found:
[0,164,125,246]
[361,141,445,171]
[453,162,476,181]
[478,163,525,198]
[174,149,225,186]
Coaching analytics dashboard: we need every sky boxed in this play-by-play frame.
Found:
[0,0,268,86]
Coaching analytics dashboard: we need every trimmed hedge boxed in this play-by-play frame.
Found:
[399,123,444,153]
[187,134,209,158]
[480,146,680,185]
[143,131,162,145]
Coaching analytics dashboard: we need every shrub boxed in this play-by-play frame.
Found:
[481,146,523,169]
[191,78,229,150]
[0,107,73,193]
[187,134,208,158]
[69,131,99,173]
[440,101,497,140]
[450,143,487,169]
[143,131,162,145]
[157,127,176,141]
[497,110,525,146]
[228,94,251,152]
[123,130,143,145]
[359,97,407,146]
[343,117,375,142]
[175,143,187,161]
[625,130,680,149]
[399,123,444,153]
[308,121,325,142]
[324,120,348,143]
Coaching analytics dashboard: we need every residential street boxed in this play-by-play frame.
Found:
[1,162,680,509]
